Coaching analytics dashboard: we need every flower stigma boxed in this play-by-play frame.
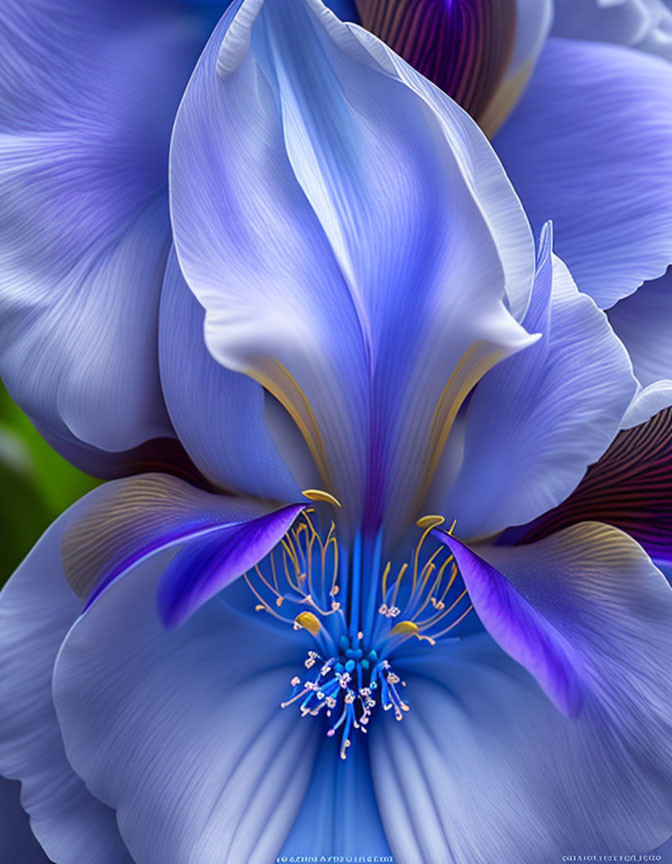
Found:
[244,495,473,759]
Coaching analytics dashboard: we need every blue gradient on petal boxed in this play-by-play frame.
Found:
[495,37,672,309]
[281,737,391,858]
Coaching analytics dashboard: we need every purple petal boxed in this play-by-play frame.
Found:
[353,0,517,121]
[433,531,583,716]
[157,506,306,628]
[60,473,304,623]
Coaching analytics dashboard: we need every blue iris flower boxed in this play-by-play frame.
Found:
[1,1,672,862]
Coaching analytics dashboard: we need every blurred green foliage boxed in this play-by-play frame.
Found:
[0,383,98,586]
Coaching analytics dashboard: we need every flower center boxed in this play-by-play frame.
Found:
[280,634,408,760]
[244,507,473,758]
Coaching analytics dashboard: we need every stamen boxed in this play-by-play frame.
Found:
[391,620,419,636]
[375,516,473,648]
[390,619,436,646]
[416,514,445,529]
[247,511,474,761]
[301,488,343,509]
[294,611,322,635]
[281,639,408,759]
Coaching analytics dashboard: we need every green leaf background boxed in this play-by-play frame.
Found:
[0,384,98,586]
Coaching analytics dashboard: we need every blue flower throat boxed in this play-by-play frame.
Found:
[245,501,473,760]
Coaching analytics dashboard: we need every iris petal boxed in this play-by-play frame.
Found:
[156,506,304,628]
[608,267,672,387]
[608,268,672,427]
[35,423,212,486]
[280,737,391,858]
[0,777,51,864]
[375,522,672,861]
[442,225,636,540]
[494,37,672,309]
[170,0,536,538]
[159,248,301,501]
[372,610,672,863]
[552,0,672,61]
[0,507,133,864]
[622,381,672,429]
[0,2,205,453]
[60,473,303,625]
[434,531,583,716]
[478,0,552,135]
[52,552,321,864]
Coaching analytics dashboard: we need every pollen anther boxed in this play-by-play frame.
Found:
[391,620,419,636]
[301,489,343,509]
[416,514,445,529]
[294,612,322,635]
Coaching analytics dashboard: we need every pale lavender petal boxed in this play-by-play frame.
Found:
[0,505,133,864]
[0,2,205,452]
[53,551,321,864]
[371,624,672,863]
[495,37,672,309]
[608,268,672,387]
[443,225,636,539]
[159,248,301,500]
[509,407,672,567]
[552,0,672,61]
[170,0,536,538]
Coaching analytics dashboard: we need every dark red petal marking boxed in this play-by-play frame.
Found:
[511,407,672,563]
[354,0,517,121]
